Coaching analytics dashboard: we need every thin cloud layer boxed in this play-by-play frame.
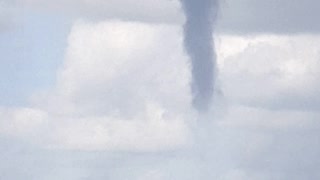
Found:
[17,0,183,23]
[12,0,320,33]
[0,0,15,31]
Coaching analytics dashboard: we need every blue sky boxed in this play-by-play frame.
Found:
[0,8,70,106]
[0,7,70,106]
[1,0,320,179]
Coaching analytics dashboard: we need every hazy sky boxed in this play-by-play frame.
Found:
[1,0,320,179]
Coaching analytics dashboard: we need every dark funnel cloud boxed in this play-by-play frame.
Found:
[180,0,219,111]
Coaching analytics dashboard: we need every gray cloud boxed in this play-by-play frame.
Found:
[16,0,183,24]
[0,0,14,32]
[12,0,320,33]
[218,0,320,34]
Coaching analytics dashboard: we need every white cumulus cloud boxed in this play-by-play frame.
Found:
[216,34,320,111]
[2,20,320,157]
[1,20,193,152]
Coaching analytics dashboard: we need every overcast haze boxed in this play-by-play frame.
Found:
[1,0,320,179]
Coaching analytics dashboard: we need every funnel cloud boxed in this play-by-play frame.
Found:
[180,0,219,111]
